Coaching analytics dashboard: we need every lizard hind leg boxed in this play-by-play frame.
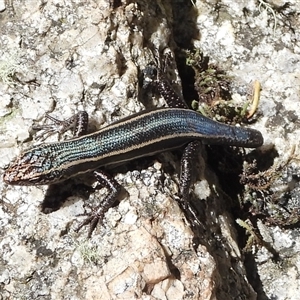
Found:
[179,140,203,227]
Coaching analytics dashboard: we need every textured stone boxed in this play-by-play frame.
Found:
[1,0,300,299]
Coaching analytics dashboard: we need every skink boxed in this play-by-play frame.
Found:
[3,58,264,236]
[3,107,263,186]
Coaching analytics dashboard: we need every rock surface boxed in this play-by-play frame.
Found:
[0,1,300,299]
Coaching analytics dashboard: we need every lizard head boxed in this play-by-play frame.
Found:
[3,146,64,185]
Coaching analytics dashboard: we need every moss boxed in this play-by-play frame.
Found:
[77,241,101,264]
[0,49,22,83]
